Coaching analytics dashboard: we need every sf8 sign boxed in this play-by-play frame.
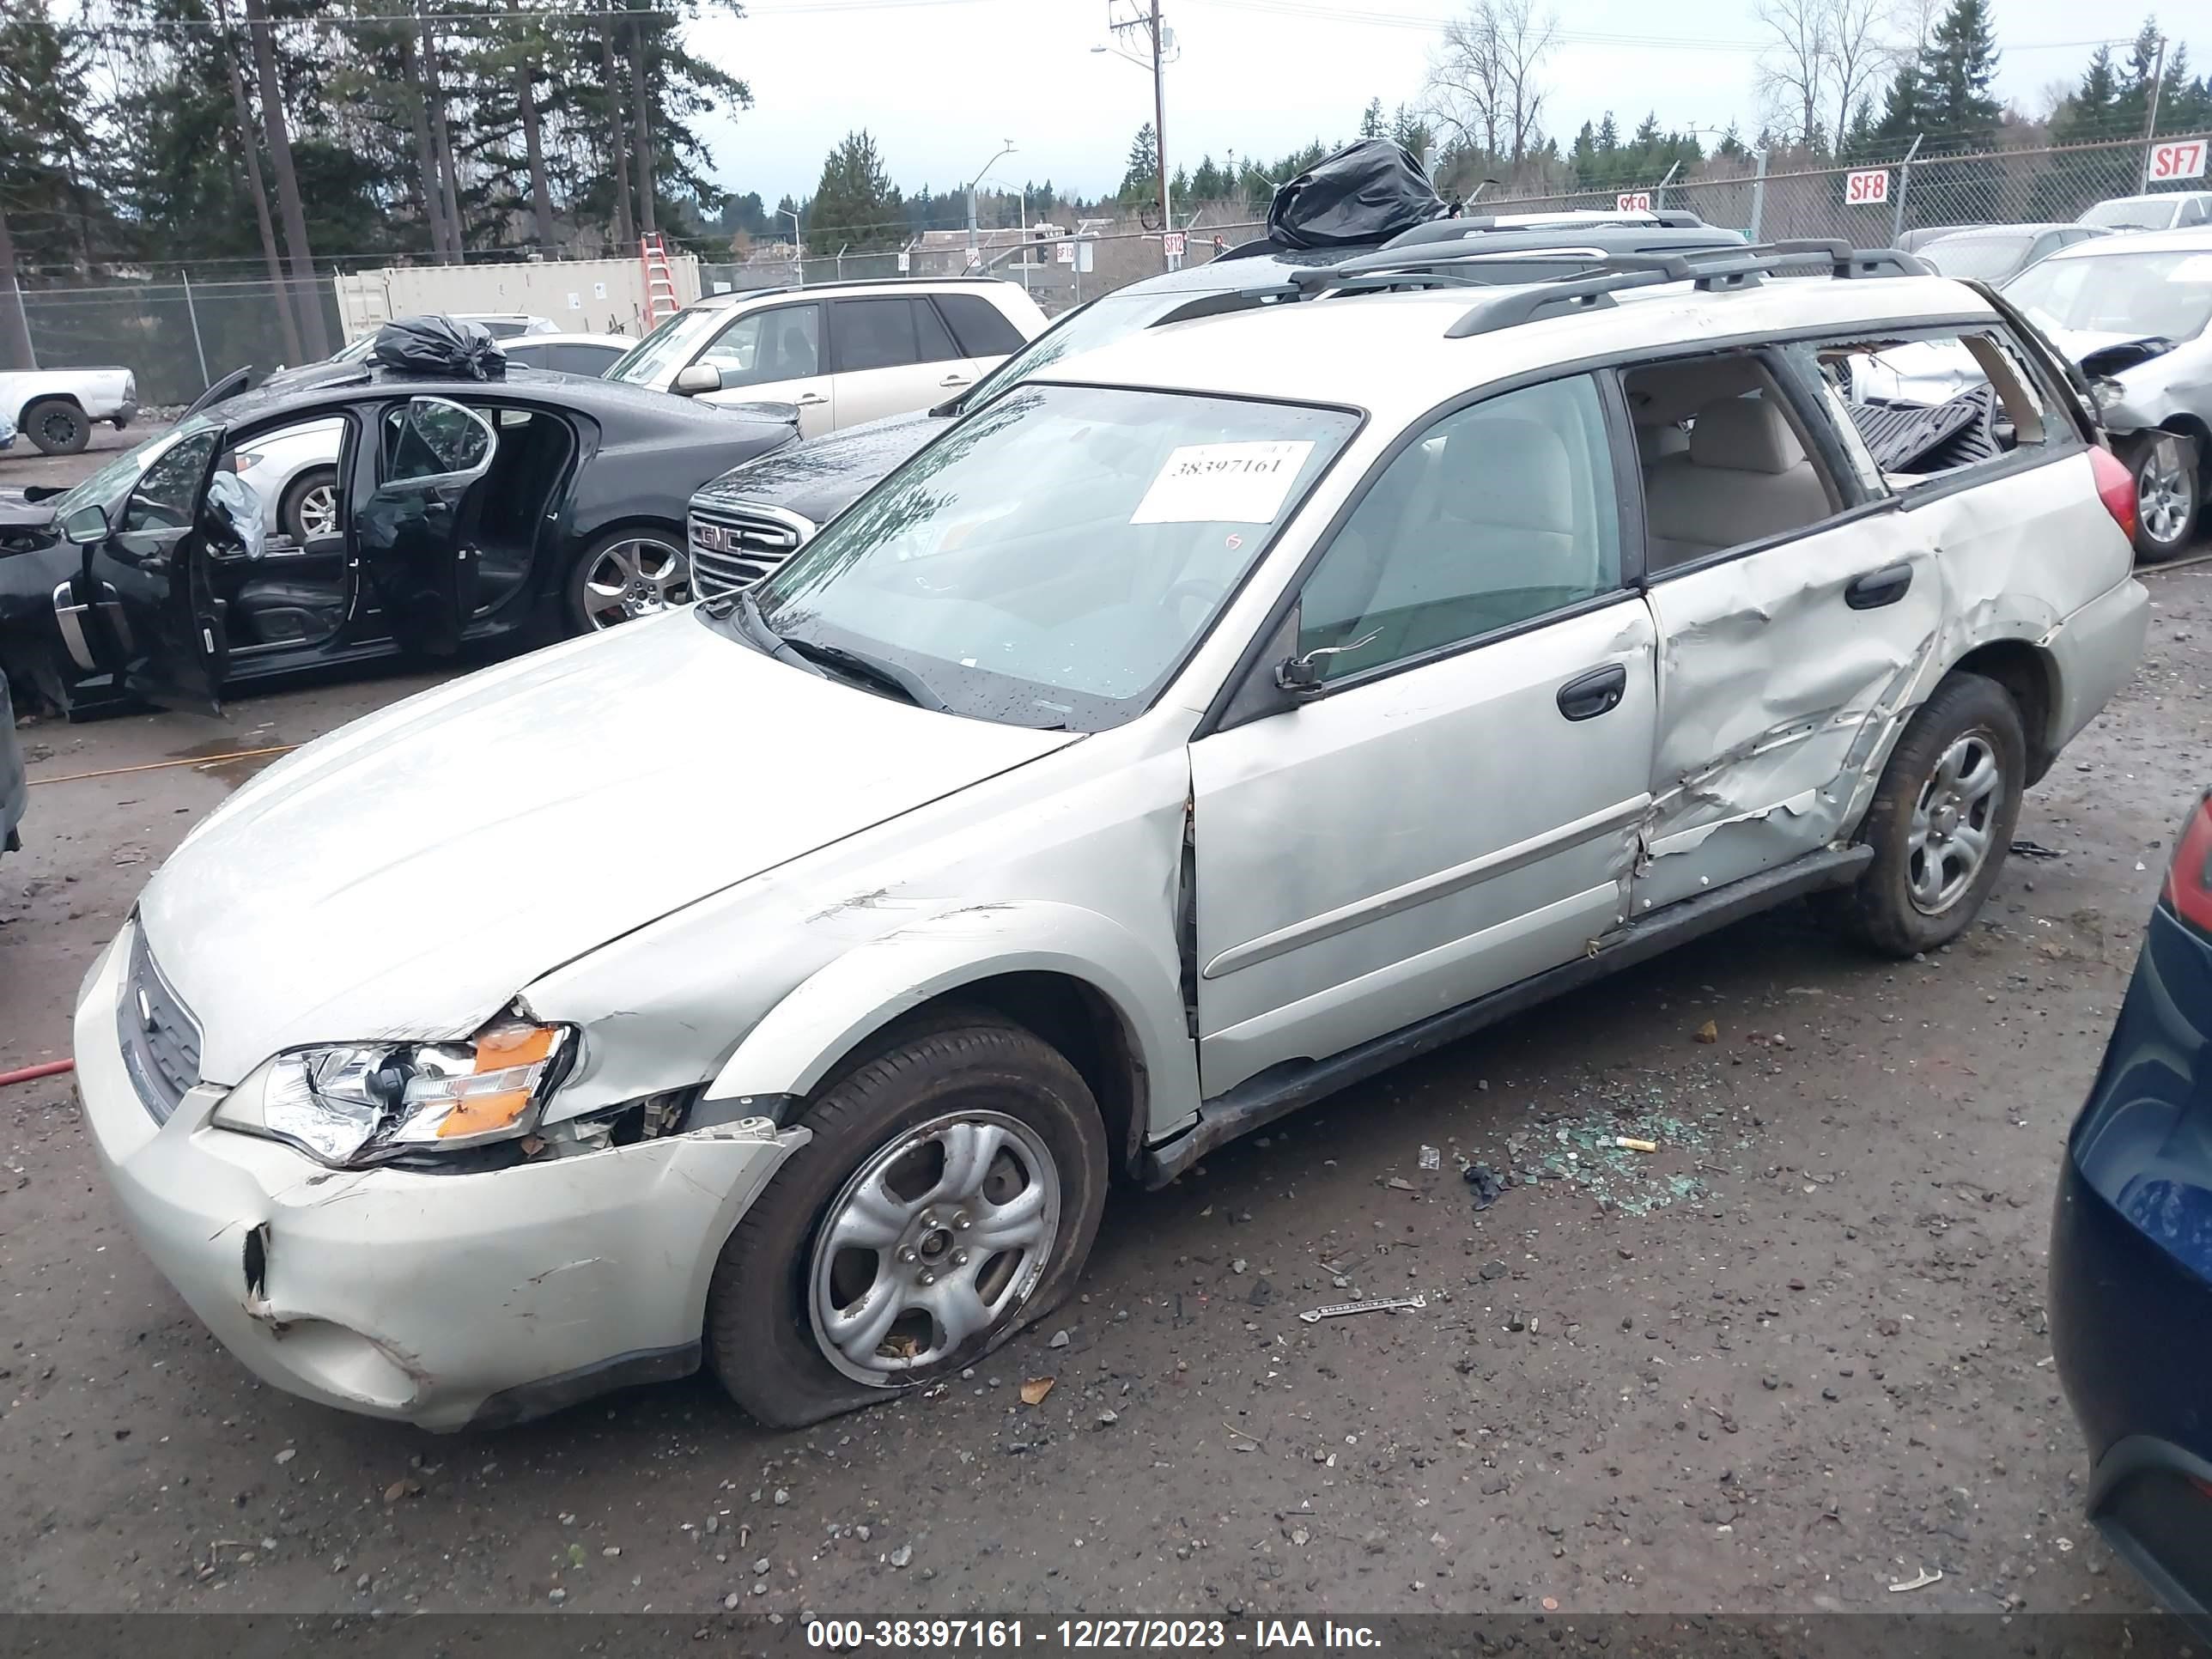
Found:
[2148,140,2208,181]
[1844,168,1891,205]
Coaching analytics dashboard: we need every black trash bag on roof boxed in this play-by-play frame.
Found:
[369,315,506,380]
[1266,139,1447,250]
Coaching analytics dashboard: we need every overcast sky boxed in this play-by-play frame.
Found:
[690,0,2198,213]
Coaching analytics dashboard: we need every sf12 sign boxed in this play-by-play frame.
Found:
[1845,167,1891,205]
[1616,191,1653,212]
[2148,139,2208,181]
[1162,230,1187,259]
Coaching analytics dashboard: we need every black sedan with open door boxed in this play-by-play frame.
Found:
[0,361,797,716]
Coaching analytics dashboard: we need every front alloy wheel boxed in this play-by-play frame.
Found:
[704,1015,1109,1429]
[809,1111,1060,1382]
[574,533,690,630]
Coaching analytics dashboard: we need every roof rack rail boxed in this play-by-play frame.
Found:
[1440,240,1926,339]
[1292,226,1748,288]
[1382,208,1708,249]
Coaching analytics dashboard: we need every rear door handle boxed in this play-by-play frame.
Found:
[939,373,972,387]
[1845,562,1915,610]
[1556,662,1628,721]
[796,392,829,407]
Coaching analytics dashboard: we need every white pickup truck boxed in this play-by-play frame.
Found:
[0,366,139,456]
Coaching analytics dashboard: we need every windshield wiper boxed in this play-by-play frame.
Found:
[781,634,950,713]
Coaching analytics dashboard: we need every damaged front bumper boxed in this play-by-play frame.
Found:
[75,926,808,1431]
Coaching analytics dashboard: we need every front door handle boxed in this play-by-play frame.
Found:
[1556,661,1628,721]
[1846,562,1915,610]
[939,373,972,387]
[796,392,829,407]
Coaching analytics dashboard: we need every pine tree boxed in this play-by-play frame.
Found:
[1914,0,2002,149]
[808,130,902,251]
[1358,97,1386,139]
[1120,122,1159,204]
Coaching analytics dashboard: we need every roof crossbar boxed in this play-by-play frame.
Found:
[1440,239,1927,339]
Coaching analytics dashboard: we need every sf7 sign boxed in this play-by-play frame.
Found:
[1845,167,1890,205]
[2148,139,2208,181]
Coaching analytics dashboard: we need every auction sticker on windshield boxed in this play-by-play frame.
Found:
[1131,440,1316,525]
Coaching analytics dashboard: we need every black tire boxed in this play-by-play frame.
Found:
[704,1014,1109,1430]
[561,526,690,635]
[21,398,88,456]
[1820,672,2027,957]
[277,465,339,543]
[2124,431,2200,563]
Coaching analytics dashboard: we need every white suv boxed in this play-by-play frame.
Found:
[76,243,2148,1431]
[604,279,1047,438]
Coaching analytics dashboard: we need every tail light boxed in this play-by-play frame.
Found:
[2165,792,2212,936]
[2090,446,2138,542]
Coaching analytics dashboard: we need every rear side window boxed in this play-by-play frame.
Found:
[551,343,623,375]
[831,298,923,373]
[912,300,959,364]
[1811,325,2065,489]
[935,292,1025,356]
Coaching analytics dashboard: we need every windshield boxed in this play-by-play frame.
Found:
[2004,248,2212,343]
[731,382,1358,731]
[605,306,723,386]
[49,414,219,520]
[1920,234,2034,281]
[2079,198,2178,230]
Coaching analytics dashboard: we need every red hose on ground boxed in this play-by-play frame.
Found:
[0,1059,75,1088]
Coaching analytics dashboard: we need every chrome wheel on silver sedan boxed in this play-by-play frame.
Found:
[573,532,690,630]
[1905,730,2002,915]
[2132,434,2198,562]
[808,1111,1060,1383]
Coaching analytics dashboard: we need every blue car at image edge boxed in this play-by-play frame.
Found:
[2051,786,2212,1633]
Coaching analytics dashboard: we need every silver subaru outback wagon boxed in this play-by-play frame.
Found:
[76,242,2147,1431]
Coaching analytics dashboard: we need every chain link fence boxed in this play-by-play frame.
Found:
[9,129,2202,403]
[7,276,343,409]
[1470,130,2210,245]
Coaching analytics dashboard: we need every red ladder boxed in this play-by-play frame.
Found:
[639,232,679,325]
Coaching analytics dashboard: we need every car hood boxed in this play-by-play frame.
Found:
[140,611,1080,1082]
[692,409,951,526]
[0,486,62,535]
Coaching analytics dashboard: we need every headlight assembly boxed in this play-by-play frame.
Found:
[213,1023,574,1166]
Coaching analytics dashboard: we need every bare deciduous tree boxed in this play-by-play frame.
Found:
[1827,0,1900,149]
[1428,0,1557,166]
[1754,0,1903,151]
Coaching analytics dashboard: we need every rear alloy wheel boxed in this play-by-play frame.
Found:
[705,1016,1109,1428]
[567,529,690,632]
[2128,432,2199,562]
[21,397,88,456]
[1820,672,2027,958]
[278,466,340,543]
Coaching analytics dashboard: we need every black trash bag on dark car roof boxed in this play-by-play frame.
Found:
[1266,139,1448,250]
[370,315,507,380]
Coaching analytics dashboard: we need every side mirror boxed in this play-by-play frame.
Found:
[672,362,724,397]
[59,502,111,545]
[1273,629,1382,695]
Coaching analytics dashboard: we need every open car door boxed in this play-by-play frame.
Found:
[59,423,232,714]
[354,396,496,654]
[181,366,252,420]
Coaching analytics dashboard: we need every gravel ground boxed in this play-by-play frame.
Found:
[3,462,2210,1616]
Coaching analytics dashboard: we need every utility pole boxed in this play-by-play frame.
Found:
[2139,34,2167,191]
[1150,0,1170,257]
